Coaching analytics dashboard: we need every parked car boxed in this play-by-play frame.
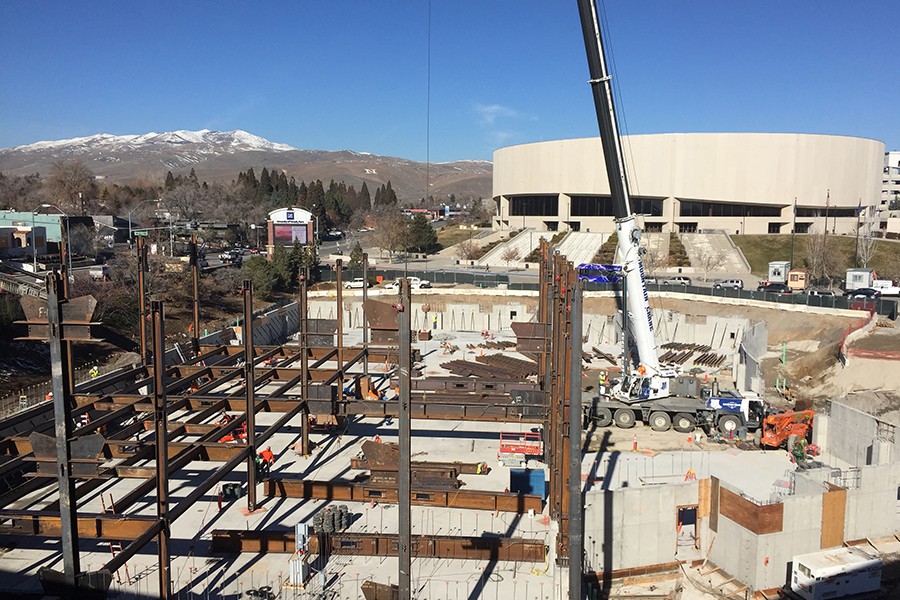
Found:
[344,278,370,289]
[757,282,791,294]
[89,265,110,281]
[663,276,692,286]
[644,276,659,284]
[843,287,881,299]
[713,279,744,290]
[807,289,835,297]
[384,276,431,290]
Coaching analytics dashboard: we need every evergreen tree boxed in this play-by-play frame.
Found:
[359,182,371,209]
[406,214,438,253]
[189,168,198,185]
[384,180,398,205]
[257,168,272,204]
[165,171,176,191]
[297,181,308,207]
[348,241,364,268]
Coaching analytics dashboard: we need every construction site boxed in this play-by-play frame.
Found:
[2,1,900,598]
[0,226,899,600]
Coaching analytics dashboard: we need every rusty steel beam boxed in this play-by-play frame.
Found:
[0,511,157,540]
[45,271,80,584]
[137,235,149,365]
[190,235,201,356]
[210,530,547,562]
[151,300,172,600]
[263,478,543,513]
[243,280,257,513]
[300,270,310,455]
[398,278,412,600]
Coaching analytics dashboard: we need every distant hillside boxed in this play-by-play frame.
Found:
[0,129,493,202]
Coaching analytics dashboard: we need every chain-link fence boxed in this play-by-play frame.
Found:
[0,359,107,418]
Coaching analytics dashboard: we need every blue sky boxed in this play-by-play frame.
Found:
[1,1,898,162]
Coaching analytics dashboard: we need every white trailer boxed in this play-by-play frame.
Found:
[768,261,791,284]
[790,546,882,600]
[845,268,875,291]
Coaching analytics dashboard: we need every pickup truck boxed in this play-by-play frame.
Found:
[384,277,431,290]
[872,280,900,296]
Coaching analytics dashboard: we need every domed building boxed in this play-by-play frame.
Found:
[492,133,884,236]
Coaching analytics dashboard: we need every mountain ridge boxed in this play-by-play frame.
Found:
[0,129,493,201]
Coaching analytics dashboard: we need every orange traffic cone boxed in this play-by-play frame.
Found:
[632,434,638,451]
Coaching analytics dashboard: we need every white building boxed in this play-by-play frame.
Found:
[492,133,885,236]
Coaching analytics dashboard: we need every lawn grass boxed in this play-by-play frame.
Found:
[436,225,479,249]
[732,234,900,278]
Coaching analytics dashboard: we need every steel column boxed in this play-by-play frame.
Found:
[300,269,310,455]
[46,272,80,585]
[243,280,257,511]
[190,234,201,356]
[336,258,344,394]
[136,236,149,365]
[568,277,584,599]
[150,300,171,599]
[398,278,412,600]
[362,253,369,375]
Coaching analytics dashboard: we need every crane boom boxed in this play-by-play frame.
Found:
[576,0,663,378]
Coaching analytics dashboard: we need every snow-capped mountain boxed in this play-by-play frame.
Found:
[0,129,492,201]
[11,129,296,159]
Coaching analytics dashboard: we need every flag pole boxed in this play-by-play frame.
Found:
[854,198,861,267]
[790,196,797,267]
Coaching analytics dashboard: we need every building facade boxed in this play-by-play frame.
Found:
[493,133,885,236]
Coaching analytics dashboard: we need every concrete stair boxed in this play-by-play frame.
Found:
[478,228,553,267]
[680,232,750,275]
[554,231,608,266]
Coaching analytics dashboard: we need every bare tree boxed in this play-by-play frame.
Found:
[805,231,850,286]
[501,246,521,268]
[455,238,481,261]
[694,250,725,283]
[643,247,668,275]
[856,215,877,268]
[47,160,95,214]
[370,210,408,262]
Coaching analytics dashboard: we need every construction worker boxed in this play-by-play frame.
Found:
[45,391,53,402]
[374,434,382,444]
[259,446,275,476]
[432,313,438,330]
[89,365,100,379]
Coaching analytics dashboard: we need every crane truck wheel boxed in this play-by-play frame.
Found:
[717,415,741,435]
[649,411,672,432]
[613,409,636,429]
[787,434,798,454]
[673,413,695,433]
[593,407,613,427]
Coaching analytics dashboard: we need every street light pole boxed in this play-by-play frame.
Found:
[128,198,161,243]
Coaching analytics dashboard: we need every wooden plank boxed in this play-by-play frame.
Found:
[698,478,711,518]
[718,487,783,535]
[821,485,847,549]
[710,476,719,533]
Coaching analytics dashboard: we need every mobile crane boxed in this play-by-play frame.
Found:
[577,0,767,435]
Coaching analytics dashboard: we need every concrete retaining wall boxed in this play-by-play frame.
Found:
[822,401,895,467]
[584,483,700,572]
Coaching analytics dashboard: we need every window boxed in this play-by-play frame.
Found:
[415,493,431,501]
[510,196,558,217]
[768,223,783,234]
[680,200,781,218]
[367,490,383,498]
